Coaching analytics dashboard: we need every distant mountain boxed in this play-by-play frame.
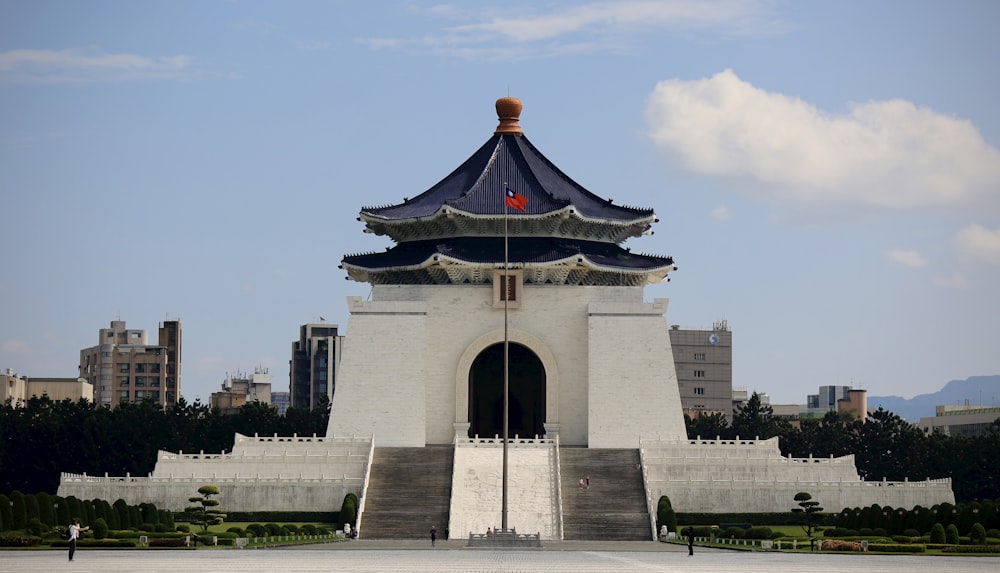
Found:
[868,375,1000,422]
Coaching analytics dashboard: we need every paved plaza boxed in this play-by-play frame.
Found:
[3,541,997,573]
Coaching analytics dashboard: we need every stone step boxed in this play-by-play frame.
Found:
[360,446,454,540]
[558,448,651,540]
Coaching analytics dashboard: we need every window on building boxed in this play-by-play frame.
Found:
[694,353,706,360]
[694,387,705,395]
[149,391,160,401]
[135,390,144,399]
[694,370,705,378]
[135,363,146,373]
[119,364,130,373]
[150,377,160,387]
[135,377,145,387]
[150,363,160,373]
[100,374,111,381]
[119,390,129,400]
[119,376,129,386]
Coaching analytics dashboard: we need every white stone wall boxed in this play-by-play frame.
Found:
[641,439,955,513]
[326,285,686,447]
[326,296,429,446]
[588,299,687,447]
[57,434,373,512]
[58,474,360,512]
[449,439,560,539]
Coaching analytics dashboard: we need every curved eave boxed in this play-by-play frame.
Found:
[359,205,658,243]
[340,240,676,286]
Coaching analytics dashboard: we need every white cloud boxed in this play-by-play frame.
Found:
[645,70,1000,212]
[954,223,1000,264]
[0,48,192,83]
[886,249,928,268]
[709,205,732,221]
[362,1,781,60]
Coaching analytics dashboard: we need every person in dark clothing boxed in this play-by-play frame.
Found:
[686,526,695,556]
[430,526,437,547]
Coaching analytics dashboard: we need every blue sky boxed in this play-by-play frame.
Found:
[2,1,998,407]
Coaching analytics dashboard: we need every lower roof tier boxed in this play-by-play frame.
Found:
[341,237,676,286]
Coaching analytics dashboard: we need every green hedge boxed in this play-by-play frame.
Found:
[867,543,926,553]
[941,545,1000,553]
[678,513,836,526]
[218,511,337,523]
[149,538,187,547]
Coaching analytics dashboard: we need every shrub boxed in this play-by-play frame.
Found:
[720,527,744,539]
[300,524,318,535]
[746,526,773,540]
[264,523,283,536]
[226,526,245,537]
[868,543,926,553]
[942,545,1000,553]
[92,517,108,540]
[0,532,43,547]
[139,522,156,532]
[820,539,862,551]
[284,524,300,534]
[930,523,946,543]
[891,535,911,544]
[858,528,874,537]
[987,528,1000,539]
[27,517,44,536]
[246,523,266,537]
[969,523,986,544]
[176,524,190,533]
[872,528,887,537]
[154,523,170,532]
[903,529,920,537]
[150,538,187,547]
[946,524,960,544]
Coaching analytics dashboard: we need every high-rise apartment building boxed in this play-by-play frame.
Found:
[669,321,733,420]
[1,369,94,406]
[79,319,182,408]
[289,323,341,410]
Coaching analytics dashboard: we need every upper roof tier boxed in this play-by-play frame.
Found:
[359,97,658,244]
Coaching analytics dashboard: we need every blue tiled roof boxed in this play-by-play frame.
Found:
[343,237,673,271]
[362,134,654,221]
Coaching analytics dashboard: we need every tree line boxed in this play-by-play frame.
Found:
[686,392,1000,503]
[0,396,330,494]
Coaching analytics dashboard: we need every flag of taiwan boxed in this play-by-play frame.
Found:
[505,187,527,212]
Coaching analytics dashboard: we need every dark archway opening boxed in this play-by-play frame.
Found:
[468,342,545,439]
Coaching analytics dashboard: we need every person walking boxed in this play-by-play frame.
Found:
[686,526,695,556]
[68,518,89,561]
[430,526,437,547]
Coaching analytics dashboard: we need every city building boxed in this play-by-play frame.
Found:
[289,323,341,410]
[210,368,272,413]
[918,404,1000,436]
[61,97,953,536]
[78,319,182,408]
[270,391,290,415]
[1,368,93,406]
[669,321,733,420]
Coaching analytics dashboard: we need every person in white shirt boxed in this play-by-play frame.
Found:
[68,518,89,561]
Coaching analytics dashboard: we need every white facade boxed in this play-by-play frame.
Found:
[326,284,686,448]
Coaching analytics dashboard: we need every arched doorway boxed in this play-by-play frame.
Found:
[468,342,545,439]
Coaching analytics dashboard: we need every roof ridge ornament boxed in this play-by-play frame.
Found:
[494,96,523,135]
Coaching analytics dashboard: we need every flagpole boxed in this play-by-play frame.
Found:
[502,184,510,532]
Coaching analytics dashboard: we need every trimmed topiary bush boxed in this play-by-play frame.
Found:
[930,523,946,543]
[946,524,960,544]
[92,518,109,540]
[246,523,266,537]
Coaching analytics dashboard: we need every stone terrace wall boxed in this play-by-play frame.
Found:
[57,434,373,512]
[641,437,955,514]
